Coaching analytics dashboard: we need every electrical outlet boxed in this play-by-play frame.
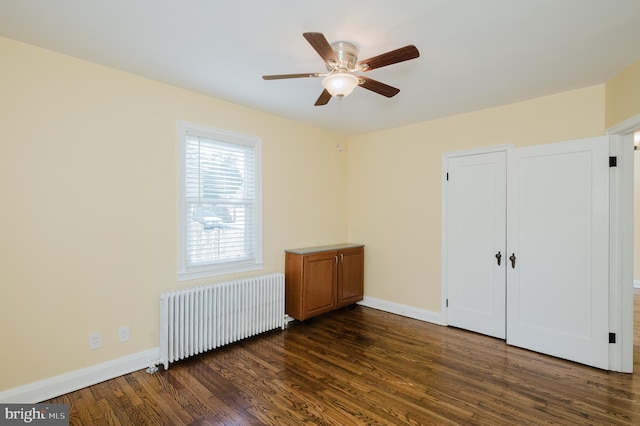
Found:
[118,326,130,342]
[89,332,102,350]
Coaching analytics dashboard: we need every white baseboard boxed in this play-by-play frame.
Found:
[1,298,442,403]
[634,280,640,289]
[358,296,444,325]
[0,348,159,404]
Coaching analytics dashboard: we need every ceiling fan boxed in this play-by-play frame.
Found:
[262,32,420,106]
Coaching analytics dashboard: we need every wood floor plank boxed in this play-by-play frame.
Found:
[44,295,640,425]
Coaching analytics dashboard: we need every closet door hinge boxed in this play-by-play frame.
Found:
[609,332,616,344]
[446,298,449,308]
[609,156,617,167]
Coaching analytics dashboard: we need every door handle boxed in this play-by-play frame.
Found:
[335,255,339,265]
[495,251,502,266]
[340,253,344,263]
[509,253,516,269]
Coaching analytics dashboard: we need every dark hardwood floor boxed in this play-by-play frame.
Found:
[46,295,640,425]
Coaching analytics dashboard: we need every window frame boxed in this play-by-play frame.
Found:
[177,121,263,280]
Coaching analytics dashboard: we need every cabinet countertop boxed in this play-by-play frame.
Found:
[285,243,364,255]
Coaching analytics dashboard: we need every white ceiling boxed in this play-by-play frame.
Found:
[1,0,640,135]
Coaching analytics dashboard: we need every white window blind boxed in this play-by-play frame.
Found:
[178,122,262,279]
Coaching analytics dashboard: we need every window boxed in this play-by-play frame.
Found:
[178,121,262,279]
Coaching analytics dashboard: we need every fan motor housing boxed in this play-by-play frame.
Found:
[328,41,358,71]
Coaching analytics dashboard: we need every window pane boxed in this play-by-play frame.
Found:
[187,202,254,265]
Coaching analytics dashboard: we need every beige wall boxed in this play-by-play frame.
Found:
[347,86,606,312]
[605,60,640,128]
[0,37,348,391]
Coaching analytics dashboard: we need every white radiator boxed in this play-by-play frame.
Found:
[159,273,285,369]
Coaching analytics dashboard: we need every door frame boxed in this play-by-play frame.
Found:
[441,144,512,326]
[606,113,637,373]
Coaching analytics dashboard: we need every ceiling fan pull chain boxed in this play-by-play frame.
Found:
[336,97,342,152]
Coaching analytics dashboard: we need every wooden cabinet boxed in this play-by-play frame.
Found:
[285,244,364,321]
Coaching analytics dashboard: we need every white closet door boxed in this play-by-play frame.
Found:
[506,136,609,369]
[446,151,507,339]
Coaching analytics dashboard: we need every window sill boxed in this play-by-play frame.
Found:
[177,261,264,282]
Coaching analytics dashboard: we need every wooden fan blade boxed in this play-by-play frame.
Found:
[314,89,332,106]
[263,73,321,80]
[356,45,420,71]
[303,32,338,64]
[359,77,400,98]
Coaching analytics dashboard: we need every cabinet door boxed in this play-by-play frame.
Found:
[303,251,337,318]
[338,247,364,307]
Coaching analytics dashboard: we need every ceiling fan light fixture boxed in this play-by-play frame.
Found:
[322,72,359,98]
